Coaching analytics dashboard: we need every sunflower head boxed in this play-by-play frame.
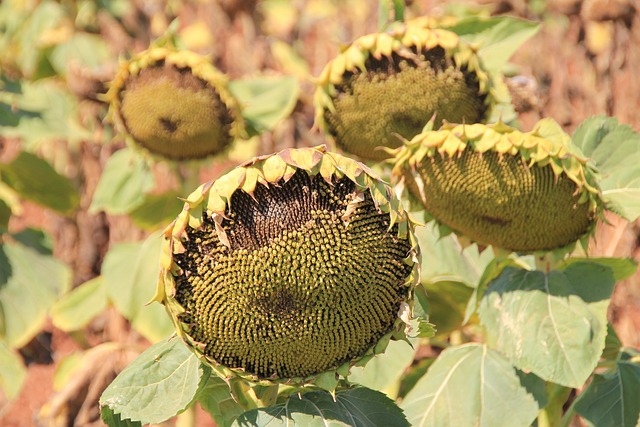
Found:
[314,24,500,162]
[106,47,244,161]
[154,145,420,390]
[392,119,604,254]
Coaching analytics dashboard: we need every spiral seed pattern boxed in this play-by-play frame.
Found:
[325,48,487,161]
[173,170,413,379]
[408,150,594,252]
[119,64,235,160]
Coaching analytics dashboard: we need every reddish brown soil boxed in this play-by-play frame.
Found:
[1,326,83,426]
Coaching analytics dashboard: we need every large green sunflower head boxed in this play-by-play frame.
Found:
[106,47,244,161]
[314,23,501,162]
[153,145,420,390]
[392,119,604,254]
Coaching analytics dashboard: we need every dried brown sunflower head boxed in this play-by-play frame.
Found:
[314,24,502,162]
[392,119,604,254]
[153,145,420,390]
[106,47,244,161]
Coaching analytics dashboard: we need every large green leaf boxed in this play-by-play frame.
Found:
[401,343,540,427]
[446,16,540,72]
[558,257,637,281]
[463,256,531,325]
[0,151,79,215]
[602,323,623,362]
[416,223,494,287]
[0,0,65,78]
[102,240,157,320]
[0,339,26,400]
[397,357,434,399]
[0,199,10,232]
[0,79,92,148]
[130,301,175,344]
[48,32,111,76]
[572,116,640,221]
[101,234,174,342]
[197,375,245,427]
[100,407,142,427]
[0,241,71,348]
[229,75,299,136]
[234,387,409,427]
[347,338,417,397]
[51,276,108,331]
[129,191,184,231]
[100,338,207,425]
[10,227,53,255]
[574,358,640,427]
[423,280,474,335]
[414,223,509,327]
[479,261,618,388]
[90,148,155,215]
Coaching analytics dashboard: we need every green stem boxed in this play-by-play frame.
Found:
[378,0,389,30]
[427,337,451,349]
[449,330,465,346]
[597,360,617,370]
[537,408,553,427]
[175,404,196,427]
[560,399,578,427]
[392,0,405,22]
[378,0,406,31]
[173,162,203,195]
[538,383,571,427]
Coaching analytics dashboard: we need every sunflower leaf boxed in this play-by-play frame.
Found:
[233,387,409,427]
[479,261,617,388]
[447,16,540,72]
[401,343,540,427]
[100,338,208,425]
[0,241,71,348]
[0,151,79,215]
[0,340,26,400]
[572,116,640,221]
[229,76,299,136]
[90,148,155,215]
[574,356,640,427]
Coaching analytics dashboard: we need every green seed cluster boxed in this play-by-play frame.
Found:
[173,170,413,379]
[119,63,234,160]
[325,48,487,161]
[408,150,594,252]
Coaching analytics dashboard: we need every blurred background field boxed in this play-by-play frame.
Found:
[0,0,638,425]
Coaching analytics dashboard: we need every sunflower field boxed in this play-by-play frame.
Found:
[1,1,640,426]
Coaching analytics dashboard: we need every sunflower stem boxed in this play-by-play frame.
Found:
[378,0,405,31]
[175,404,196,427]
[177,163,203,195]
[537,382,571,427]
[393,0,405,22]
[560,399,578,427]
